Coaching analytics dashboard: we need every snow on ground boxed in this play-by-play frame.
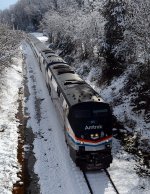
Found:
[99,68,150,141]
[110,138,150,194]
[0,49,23,194]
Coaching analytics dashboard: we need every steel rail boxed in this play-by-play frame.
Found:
[82,171,94,194]
[104,169,120,194]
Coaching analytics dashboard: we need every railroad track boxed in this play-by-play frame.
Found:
[83,169,120,194]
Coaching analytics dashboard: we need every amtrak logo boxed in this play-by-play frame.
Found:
[85,125,102,130]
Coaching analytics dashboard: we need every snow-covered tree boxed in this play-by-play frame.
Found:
[126,0,150,65]
[0,24,23,58]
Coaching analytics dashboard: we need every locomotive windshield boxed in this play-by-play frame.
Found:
[68,102,112,138]
[73,109,108,118]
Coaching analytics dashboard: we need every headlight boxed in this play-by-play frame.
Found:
[90,133,99,139]
[95,133,99,137]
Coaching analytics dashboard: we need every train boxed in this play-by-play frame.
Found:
[27,34,113,170]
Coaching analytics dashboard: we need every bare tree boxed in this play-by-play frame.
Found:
[126,0,150,65]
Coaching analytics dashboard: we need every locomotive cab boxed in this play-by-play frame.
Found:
[67,102,113,169]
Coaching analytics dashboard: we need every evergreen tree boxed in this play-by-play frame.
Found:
[102,0,126,78]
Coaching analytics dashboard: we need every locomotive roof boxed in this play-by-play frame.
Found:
[28,35,49,53]
[50,64,104,107]
[35,42,46,52]
[28,34,40,44]
[46,56,67,67]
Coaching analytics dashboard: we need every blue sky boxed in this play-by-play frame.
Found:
[0,0,18,10]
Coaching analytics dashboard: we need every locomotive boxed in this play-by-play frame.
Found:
[28,34,113,170]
